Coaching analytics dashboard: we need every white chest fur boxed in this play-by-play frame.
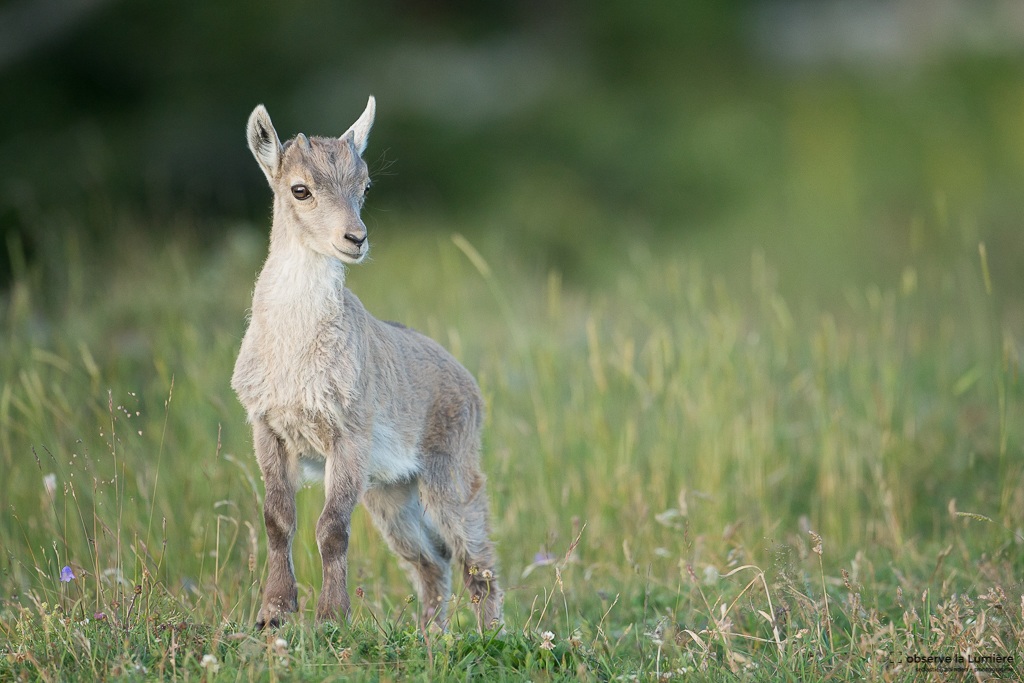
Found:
[233,243,355,419]
[288,420,422,486]
[367,421,422,485]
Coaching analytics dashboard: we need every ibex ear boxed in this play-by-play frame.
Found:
[247,105,283,184]
[342,95,375,156]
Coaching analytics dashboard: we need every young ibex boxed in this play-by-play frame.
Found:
[232,97,502,631]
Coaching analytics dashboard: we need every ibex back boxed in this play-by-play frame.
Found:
[232,97,502,631]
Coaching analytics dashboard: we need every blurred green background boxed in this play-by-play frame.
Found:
[3,0,1023,295]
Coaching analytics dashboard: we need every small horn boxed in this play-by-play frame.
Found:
[343,95,375,156]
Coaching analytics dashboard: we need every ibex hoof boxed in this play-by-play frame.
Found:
[255,613,286,630]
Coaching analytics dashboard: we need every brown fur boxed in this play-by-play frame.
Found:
[232,97,502,631]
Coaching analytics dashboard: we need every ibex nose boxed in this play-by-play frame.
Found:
[344,231,366,248]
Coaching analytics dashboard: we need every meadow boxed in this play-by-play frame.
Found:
[1,205,1022,680]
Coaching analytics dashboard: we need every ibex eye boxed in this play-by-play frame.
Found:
[291,184,311,200]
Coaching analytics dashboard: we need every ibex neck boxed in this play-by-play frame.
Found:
[254,218,347,326]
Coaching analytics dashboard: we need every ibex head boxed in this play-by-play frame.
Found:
[247,96,376,264]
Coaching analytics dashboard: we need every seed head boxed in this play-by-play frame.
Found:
[809,531,823,556]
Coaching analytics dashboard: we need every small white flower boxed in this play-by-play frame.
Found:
[273,637,288,656]
[540,630,555,650]
[200,654,219,673]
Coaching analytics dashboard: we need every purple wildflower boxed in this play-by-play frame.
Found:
[60,566,75,583]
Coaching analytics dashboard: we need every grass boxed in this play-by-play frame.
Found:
[1,206,1022,681]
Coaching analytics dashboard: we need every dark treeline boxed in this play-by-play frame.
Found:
[1,0,1022,289]
[0,1,745,283]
